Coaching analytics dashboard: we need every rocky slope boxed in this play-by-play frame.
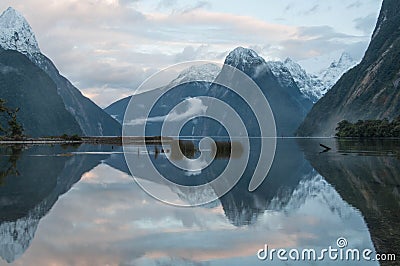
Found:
[297,0,400,137]
[0,49,82,137]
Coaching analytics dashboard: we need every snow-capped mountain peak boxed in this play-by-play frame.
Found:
[171,63,221,85]
[318,52,358,94]
[225,47,266,68]
[0,7,40,55]
[266,58,321,101]
[267,52,358,103]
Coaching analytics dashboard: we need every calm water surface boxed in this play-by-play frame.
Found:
[0,139,399,265]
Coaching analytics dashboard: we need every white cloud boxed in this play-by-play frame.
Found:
[126,97,207,126]
[166,97,208,121]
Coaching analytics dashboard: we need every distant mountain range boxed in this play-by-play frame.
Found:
[298,0,400,137]
[0,7,121,137]
[268,53,358,103]
[106,48,355,137]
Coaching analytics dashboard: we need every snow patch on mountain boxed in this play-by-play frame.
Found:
[283,58,326,102]
[318,52,358,92]
[0,7,40,56]
[170,63,221,86]
[266,60,298,88]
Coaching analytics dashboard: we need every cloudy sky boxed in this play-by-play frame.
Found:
[0,0,383,107]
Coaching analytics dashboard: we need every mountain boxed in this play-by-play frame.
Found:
[268,58,321,103]
[297,0,400,137]
[170,63,221,86]
[0,7,121,136]
[0,7,38,56]
[0,49,82,137]
[267,53,358,103]
[104,63,221,126]
[202,47,313,137]
[0,144,111,263]
[105,47,313,136]
[104,96,131,124]
[108,48,313,137]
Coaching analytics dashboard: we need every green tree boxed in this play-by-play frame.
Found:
[7,108,24,139]
[336,118,400,138]
[0,99,24,140]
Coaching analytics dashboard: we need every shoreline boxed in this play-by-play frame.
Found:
[1,136,400,145]
[0,136,175,145]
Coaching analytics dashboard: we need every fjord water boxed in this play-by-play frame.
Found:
[0,139,398,265]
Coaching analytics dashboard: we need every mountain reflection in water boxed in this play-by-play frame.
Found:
[0,139,393,265]
[298,139,400,266]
